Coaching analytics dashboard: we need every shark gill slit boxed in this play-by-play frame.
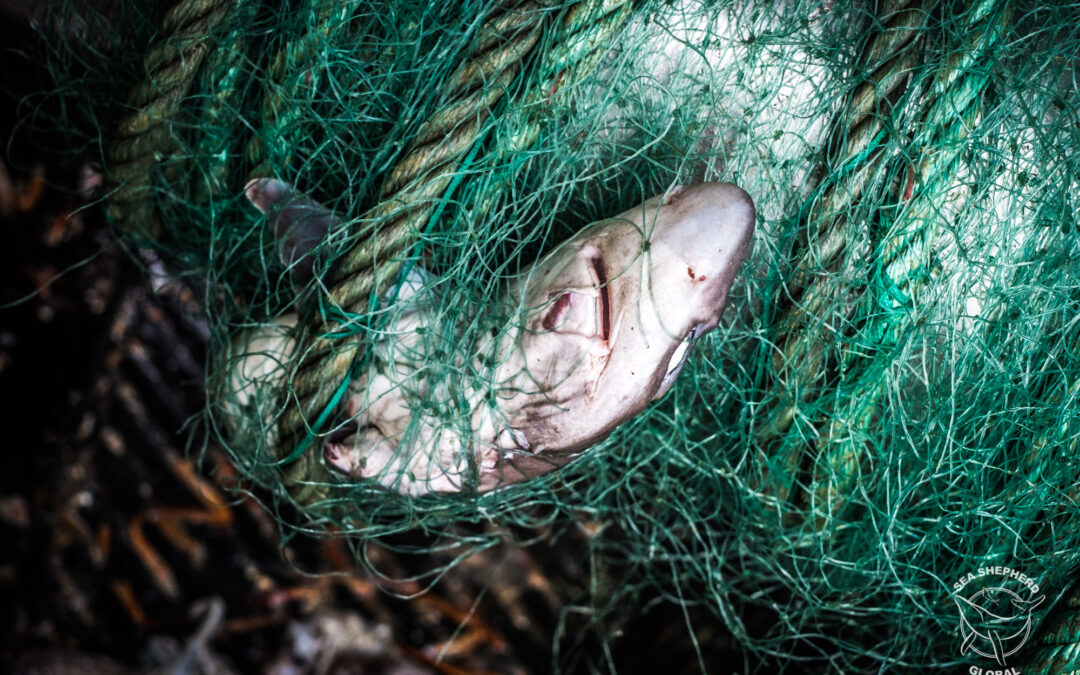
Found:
[589,253,610,341]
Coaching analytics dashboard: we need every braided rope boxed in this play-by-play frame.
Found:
[245,0,362,178]
[105,0,232,239]
[753,0,1013,514]
[804,0,1011,516]
[751,0,933,505]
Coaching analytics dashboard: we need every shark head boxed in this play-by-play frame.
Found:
[482,182,755,488]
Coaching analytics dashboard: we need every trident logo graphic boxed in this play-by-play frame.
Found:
[955,586,1045,665]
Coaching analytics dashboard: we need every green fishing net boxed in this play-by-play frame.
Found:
[25,0,1080,670]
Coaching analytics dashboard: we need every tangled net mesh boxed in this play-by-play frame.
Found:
[26,0,1080,670]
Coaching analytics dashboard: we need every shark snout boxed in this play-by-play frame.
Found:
[652,182,755,321]
[631,182,755,350]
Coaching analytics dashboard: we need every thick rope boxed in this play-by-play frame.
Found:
[105,0,232,239]
[805,0,1011,521]
[753,0,1012,515]
[751,0,934,505]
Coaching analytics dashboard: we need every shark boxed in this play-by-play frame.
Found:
[230,179,755,495]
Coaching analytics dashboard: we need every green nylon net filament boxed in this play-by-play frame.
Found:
[24,0,1080,670]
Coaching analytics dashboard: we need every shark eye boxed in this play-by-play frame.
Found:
[652,325,703,402]
[665,325,699,379]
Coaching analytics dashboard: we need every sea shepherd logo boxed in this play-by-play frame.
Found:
[953,566,1045,671]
